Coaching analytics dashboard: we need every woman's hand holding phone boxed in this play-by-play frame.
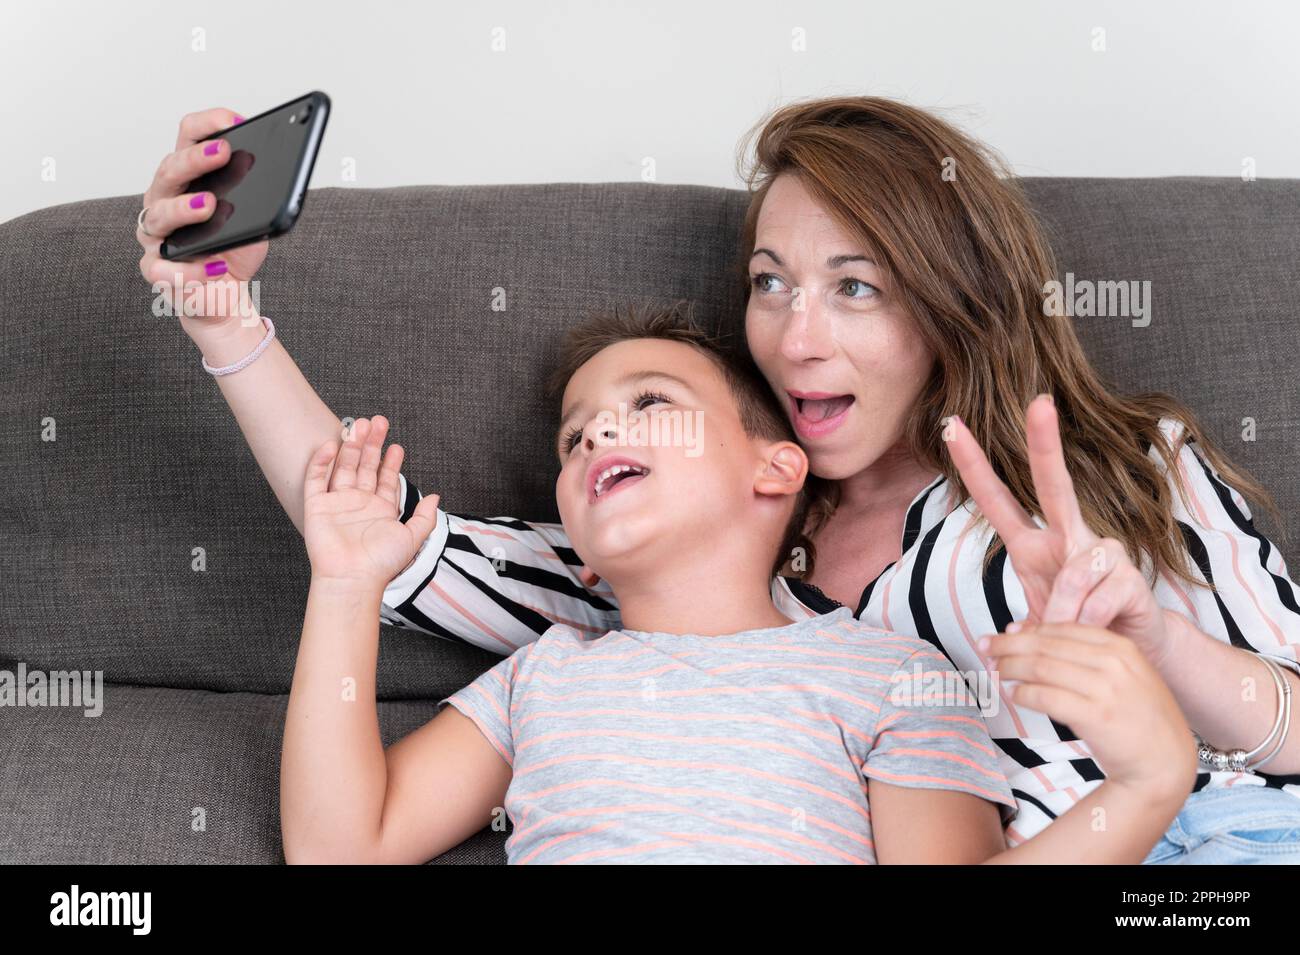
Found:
[136,107,269,341]
[132,101,356,542]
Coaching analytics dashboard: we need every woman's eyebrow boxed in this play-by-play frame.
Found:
[827,253,875,268]
[556,370,695,451]
[750,248,875,269]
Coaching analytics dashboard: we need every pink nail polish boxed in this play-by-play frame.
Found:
[205,260,227,277]
[189,194,206,209]
[233,114,245,124]
[204,141,221,156]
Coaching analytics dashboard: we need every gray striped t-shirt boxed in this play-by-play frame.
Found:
[441,604,1015,863]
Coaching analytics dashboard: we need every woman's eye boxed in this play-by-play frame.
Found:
[563,427,582,452]
[841,278,879,299]
[751,272,788,294]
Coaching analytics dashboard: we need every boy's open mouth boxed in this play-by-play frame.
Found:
[587,454,652,505]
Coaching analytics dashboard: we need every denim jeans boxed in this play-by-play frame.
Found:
[1143,785,1300,864]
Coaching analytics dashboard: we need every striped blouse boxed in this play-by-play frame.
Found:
[382,418,1300,847]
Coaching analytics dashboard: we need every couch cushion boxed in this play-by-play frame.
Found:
[0,678,507,863]
[1020,176,1300,536]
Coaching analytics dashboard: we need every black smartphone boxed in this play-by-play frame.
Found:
[160,91,330,261]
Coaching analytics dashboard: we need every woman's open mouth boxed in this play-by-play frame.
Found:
[788,391,855,439]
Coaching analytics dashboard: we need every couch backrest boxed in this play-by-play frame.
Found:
[1,178,1296,696]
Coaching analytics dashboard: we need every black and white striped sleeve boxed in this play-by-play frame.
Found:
[378,473,622,655]
[1154,419,1300,678]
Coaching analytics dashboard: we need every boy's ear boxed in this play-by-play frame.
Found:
[753,441,808,498]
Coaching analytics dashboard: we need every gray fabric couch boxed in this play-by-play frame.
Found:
[1,178,1297,863]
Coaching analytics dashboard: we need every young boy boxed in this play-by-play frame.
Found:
[279,303,1194,864]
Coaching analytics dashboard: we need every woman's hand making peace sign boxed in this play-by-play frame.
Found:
[944,395,1174,667]
[944,396,1197,804]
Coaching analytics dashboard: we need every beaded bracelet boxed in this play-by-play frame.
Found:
[201,316,276,376]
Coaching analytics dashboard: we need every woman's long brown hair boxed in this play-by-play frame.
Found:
[734,95,1273,587]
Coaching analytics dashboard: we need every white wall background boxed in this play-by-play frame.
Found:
[3,0,1298,224]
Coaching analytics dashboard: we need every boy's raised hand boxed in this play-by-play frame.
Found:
[303,415,440,589]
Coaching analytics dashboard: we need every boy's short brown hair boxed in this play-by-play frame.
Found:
[545,299,824,579]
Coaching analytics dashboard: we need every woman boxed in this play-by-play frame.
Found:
[136,97,1300,862]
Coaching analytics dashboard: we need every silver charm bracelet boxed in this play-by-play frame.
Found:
[1195,655,1293,773]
